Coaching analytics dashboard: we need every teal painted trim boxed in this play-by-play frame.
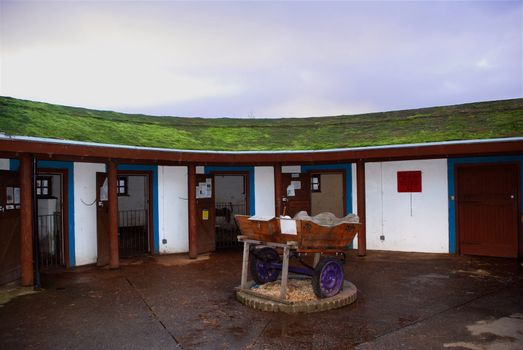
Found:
[9,159,19,171]
[204,166,255,216]
[447,162,457,254]
[447,155,523,254]
[117,164,160,254]
[301,163,353,215]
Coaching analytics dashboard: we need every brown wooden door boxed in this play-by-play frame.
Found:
[282,173,311,217]
[457,164,519,258]
[96,172,110,266]
[196,174,215,253]
[0,171,21,285]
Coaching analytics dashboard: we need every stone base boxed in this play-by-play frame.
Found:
[236,280,357,313]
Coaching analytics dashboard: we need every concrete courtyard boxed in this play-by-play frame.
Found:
[1,250,522,350]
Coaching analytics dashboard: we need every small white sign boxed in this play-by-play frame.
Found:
[196,182,212,198]
[286,184,295,197]
[14,186,20,203]
[280,218,297,235]
[6,187,13,204]
[100,178,108,201]
[195,166,205,174]
[291,181,301,190]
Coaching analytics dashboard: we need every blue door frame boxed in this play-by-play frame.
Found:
[301,163,353,215]
[117,164,160,254]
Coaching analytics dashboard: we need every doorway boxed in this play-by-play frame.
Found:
[36,170,67,268]
[214,174,249,249]
[117,174,151,257]
[96,171,152,264]
[310,172,345,217]
[282,171,345,218]
[456,163,520,258]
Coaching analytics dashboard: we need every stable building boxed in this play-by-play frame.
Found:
[0,96,522,286]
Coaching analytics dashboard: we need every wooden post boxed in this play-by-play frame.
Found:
[240,241,250,289]
[274,165,283,217]
[313,252,321,268]
[107,160,119,269]
[188,164,198,259]
[19,154,34,286]
[357,160,367,256]
[280,245,290,300]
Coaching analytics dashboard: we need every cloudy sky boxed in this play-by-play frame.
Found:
[1,1,521,118]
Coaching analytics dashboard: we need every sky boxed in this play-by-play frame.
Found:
[0,1,522,118]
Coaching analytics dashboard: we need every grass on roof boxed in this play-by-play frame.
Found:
[0,96,522,151]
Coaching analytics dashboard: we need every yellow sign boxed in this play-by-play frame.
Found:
[202,209,209,221]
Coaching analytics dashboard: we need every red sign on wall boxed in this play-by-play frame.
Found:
[397,171,422,192]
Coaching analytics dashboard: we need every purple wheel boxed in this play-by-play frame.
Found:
[250,247,280,284]
[312,258,344,298]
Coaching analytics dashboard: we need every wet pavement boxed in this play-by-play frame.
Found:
[0,250,522,350]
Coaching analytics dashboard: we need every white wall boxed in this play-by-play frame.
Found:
[365,159,449,253]
[0,158,9,170]
[254,166,275,216]
[74,162,105,266]
[158,166,188,253]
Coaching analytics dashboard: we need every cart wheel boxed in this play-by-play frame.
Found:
[312,258,344,298]
[250,247,280,284]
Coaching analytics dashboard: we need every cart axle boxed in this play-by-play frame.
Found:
[267,262,314,277]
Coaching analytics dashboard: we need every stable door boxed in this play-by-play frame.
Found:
[457,164,519,258]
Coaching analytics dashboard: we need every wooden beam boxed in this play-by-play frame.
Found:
[1,138,522,166]
[107,160,119,269]
[19,154,34,286]
[274,165,283,217]
[356,160,367,256]
[188,164,197,259]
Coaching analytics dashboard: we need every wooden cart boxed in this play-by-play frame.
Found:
[235,215,360,301]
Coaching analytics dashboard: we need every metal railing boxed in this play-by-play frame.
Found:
[118,209,149,257]
[37,212,64,268]
[215,202,246,249]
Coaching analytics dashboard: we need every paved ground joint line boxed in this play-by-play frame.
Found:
[125,277,184,349]
[354,283,513,348]
[247,318,273,349]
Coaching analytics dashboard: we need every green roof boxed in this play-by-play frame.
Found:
[0,96,522,151]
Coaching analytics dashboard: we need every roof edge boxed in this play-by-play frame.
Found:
[0,133,522,155]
